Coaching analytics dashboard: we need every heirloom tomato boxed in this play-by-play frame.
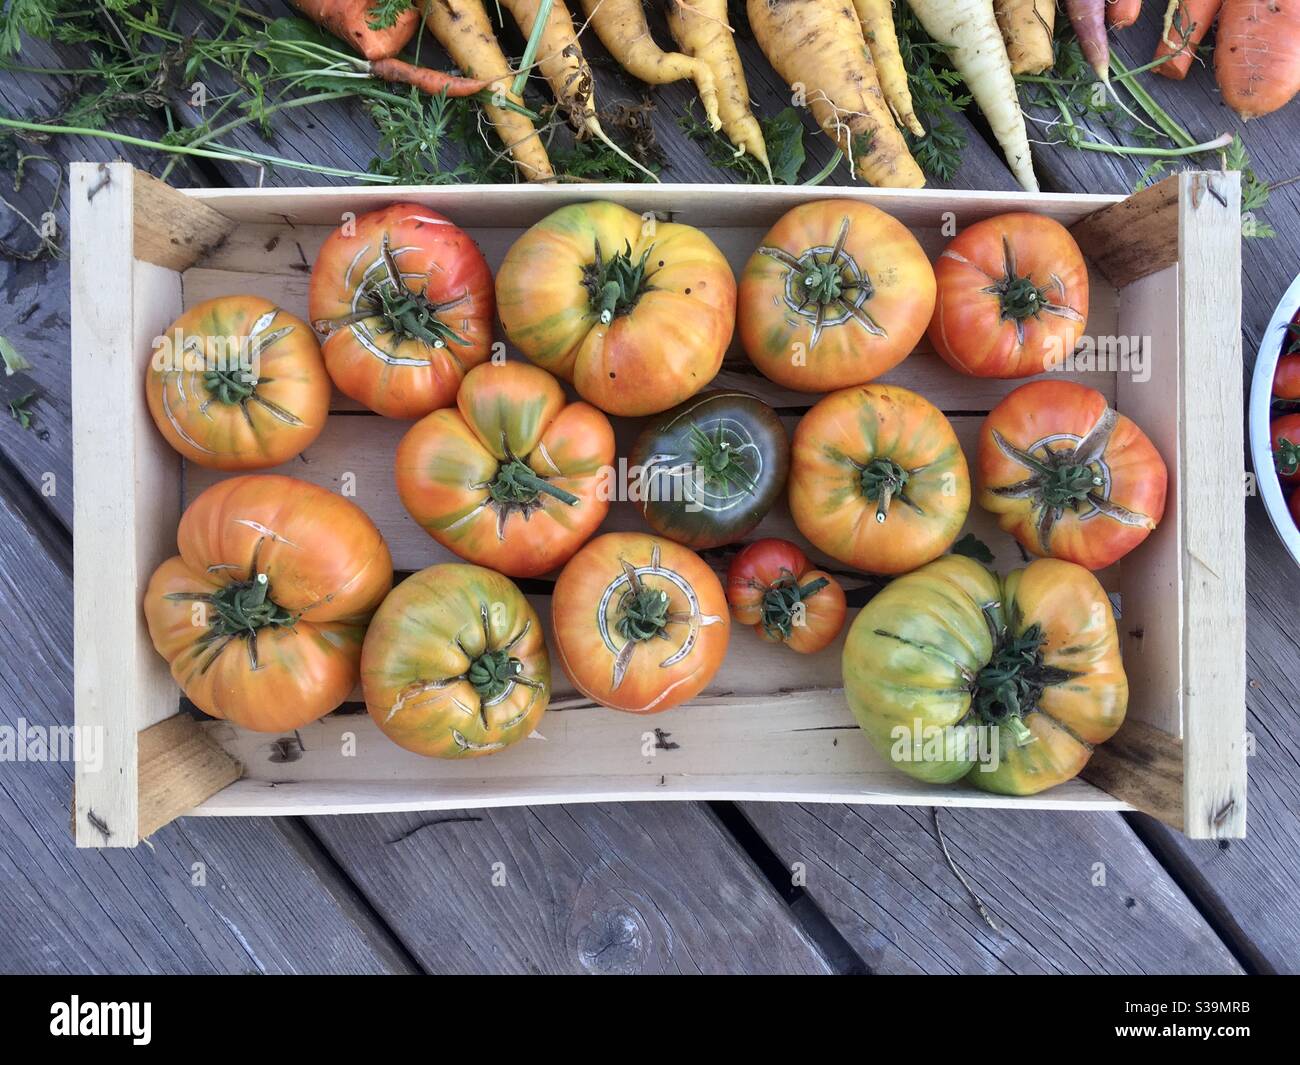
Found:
[726,539,846,654]
[789,384,970,575]
[929,212,1088,378]
[144,475,393,732]
[494,201,736,417]
[629,390,789,549]
[1272,413,1300,487]
[977,381,1167,570]
[395,361,614,578]
[308,203,494,419]
[842,555,1127,795]
[552,533,730,713]
[361,564,550,758]
[738,200,936,392]
[145,296,329,470]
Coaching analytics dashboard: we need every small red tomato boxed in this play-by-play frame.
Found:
[1272,414,1300,486]
[1290,487,1300,529]
[726,539,846,654]
[1274,354,1300,401]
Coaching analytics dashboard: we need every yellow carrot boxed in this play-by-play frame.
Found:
[576,0,722,129]
[747,0,925,188]
[421,0,554,182]
[853,0,925,135]
[993,0,1057,75]
[666,0,771,177]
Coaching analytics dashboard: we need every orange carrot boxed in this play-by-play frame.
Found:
[1215,0,1300,116]
[288,0,419,60]
[1153,0,1222,80]
[1106,0,1143,27]
[368,57,491,97]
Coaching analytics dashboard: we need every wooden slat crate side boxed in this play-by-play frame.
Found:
[1177,172,1248,839]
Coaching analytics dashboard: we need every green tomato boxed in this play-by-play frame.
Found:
[629,390,790,550]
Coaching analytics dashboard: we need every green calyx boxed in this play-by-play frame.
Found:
[760,574,830,641]
[368,280,469,349]
[1039,461,1104,508]
[996,273,1051,322]
[487,458,579,507]
[202,367,257,404]
[800,260,845,304]
[859,458,910,523]
[616,586,671,642]
[1276,438,1300,478]
[688,422,758,496]
[586,240,653,325]
[466,647,522,701]
[205,573,295,639]
[970,623,1074,746]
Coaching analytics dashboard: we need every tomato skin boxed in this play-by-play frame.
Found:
[144,475,393,732]
[395,361,614,578]
[309,203,494,419]
[929,212,1089,378]
[1271,414,1300,487]
[739,200,936,392]
[1274,354,1300,400]
[1290,487,1300,528]
[146,296,329,470]
[495,202,736,417]
[977,381,1167,570]
[789,384,971,575]
[842,555,1127,795]
[552,533,730,713]
[629,390,789,549]
[361,564,550,758]
[726,539,846,654]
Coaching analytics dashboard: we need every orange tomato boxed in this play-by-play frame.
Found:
[361,564,550,758]
[978,381,1167,570]
[144,475,393,732]
[929,212,1088,378]
[738,200,936,392]
[145,296,330,470]
[309,203,494,418]
[395,361,614,577]
[789,384,971,575]
[495,201,736,417]
[726,539,846,653]
[552,533,730,713]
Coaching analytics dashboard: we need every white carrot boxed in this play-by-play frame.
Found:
[905,0,1038,191]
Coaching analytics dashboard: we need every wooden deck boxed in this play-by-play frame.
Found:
[0,3,1295,974]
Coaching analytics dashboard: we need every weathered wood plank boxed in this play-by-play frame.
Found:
[306,802,834,974]
[739,801,1243,974]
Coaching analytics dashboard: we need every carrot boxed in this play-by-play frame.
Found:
[497,0,656,179]
[1153,0,1222,80]
[1106,0,1143,27]
[852,0,925,135]
[747,0,924,187]
[1215,0,1300,117]
[288,0,419,60]
[666,0,772,176]
[1065,0,1110,81]
[576,0,722,130]
[368,57,491,96]
[906,0,1039,191]
[421,0,554,181]
[994,0,1056,75]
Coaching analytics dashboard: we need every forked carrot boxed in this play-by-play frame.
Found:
[1153,0,1222,80]
[1215,0,1300,117]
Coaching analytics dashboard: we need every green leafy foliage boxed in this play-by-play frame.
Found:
[7,389,35,430]
[951,533,995,566]
[678,103,804,185]
[1223,135,1277,240]
[893,5,970,183]
[367,0,414,32]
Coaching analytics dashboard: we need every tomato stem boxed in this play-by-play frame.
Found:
[586,240,653,325]
[203,368,257,404]
[466,648,522,701]
[687,422,759,496]
[970,622,1074,744]
[488,459,579,507]
[1275,438,1300,478]
[759,572,829,641]
[858,458,910,523]
[616,586,672,642]
[166,573,295,639]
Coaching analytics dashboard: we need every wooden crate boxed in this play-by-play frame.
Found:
[70,162,1247,847]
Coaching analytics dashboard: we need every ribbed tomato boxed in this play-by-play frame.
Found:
[726,539,846,654]
[395,361,614,578]
[1272,413,1300,487]
[309,203,494,418]
[977,381,1168,570]
[495,201,736,417]
[144,475,393,732]
[929,212,1088,378]
[738,200,936,392]
[361,564,550,758]
[843,555,1127,795]
[146,296,329,470]
[789,384,970,575]
[552,533,730,713]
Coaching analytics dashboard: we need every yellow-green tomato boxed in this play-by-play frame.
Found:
[842,555,1127,795]
[361,564,550,758]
